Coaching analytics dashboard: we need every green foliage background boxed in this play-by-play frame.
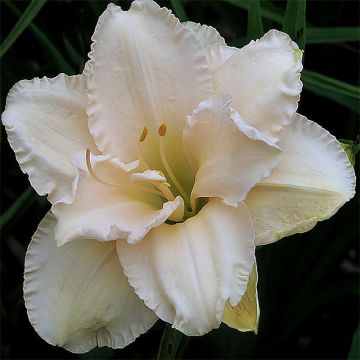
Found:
[1,0,359,359]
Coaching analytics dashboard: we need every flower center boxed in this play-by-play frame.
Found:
[85,122,203,223]
[138,123,195,219]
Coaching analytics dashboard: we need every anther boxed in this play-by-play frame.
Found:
[139,126,148,142]
[158,124,167,137]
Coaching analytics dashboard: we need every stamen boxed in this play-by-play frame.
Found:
[139,126,148,142]
[158,123,167,137]
[86,149,117,187]
[153,182,175,202]
[157,125,191,207]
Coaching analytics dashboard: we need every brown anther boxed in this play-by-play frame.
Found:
[158,124,167,137]
[139,126,148,142]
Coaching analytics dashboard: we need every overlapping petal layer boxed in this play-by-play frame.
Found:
[24,213,157,353]
[2,74,97,204]
[117,199,255,336]
[87,0,212,162]
[223,263,259,333]
[183,93,280,207]
[184,21,239,72]
[53,156,184,245]
[246,114,356,245]
[213,30,303,142]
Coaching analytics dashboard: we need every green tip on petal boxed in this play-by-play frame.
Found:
[340,139,360,168]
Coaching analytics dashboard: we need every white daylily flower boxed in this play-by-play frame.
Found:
[1,0,355,354]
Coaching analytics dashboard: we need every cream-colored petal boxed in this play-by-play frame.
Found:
[183,21,239,72]
[24,213,157,354]
[183,93,280,208]
[132,169,167,183]
[87,0,212,162]
[71,150,139,185]
[246,114,356,245]
[213,30,303,142]
[223,263,259,333]
[117,199,255,336]
[53,173,183,246]
[2,74,97,204]
[82,60,91,76]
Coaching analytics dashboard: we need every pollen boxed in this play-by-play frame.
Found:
[158,123,167,137]
[139,126,148,142]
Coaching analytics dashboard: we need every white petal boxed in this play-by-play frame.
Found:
[223,263,259,333]
[1,74,97,204]
[53,173,183,246]
[87,0,212,162]
[24,213,157,354]
[132,169,167,183]
[82,60,92,76]
[213,30,303,142]
[117,199,255,336]
[71,150,139,184]
[246,114,356,245]
[183,21,239,72]
[183,93,280,207]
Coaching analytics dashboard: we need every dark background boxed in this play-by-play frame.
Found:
[1,0,359,359]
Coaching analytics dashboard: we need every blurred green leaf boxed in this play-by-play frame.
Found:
[282,0,306,48]
[170,0,188,22]
[340,140,360,167]
[0,187,37,234]
[348,323,360,360]
[258,0,284,24]
[247,0,264,39]
[78,346,114,359]
[63,35,82,66]
[307,27,360,44]
[0,0,47,58]
[157,324,185,360]
[227,0,359,44]
[4,0,74,74]
[88,1,104,17]
[278,278,358,347]
[302,70,360,113]
[224,0,285,25]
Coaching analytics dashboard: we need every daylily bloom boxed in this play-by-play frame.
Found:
[2,0,355,354]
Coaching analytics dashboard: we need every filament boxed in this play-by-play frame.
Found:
[86,149,121,187]
[157,124,191,207]
[85,149,165,199]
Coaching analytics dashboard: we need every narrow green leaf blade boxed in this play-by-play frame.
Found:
[348,323,360,360]
[157,324,185,360]
[63,35,82,66]
[229,0,360,44]
[282,0,307,48]
[307,27,360,44]
[224,0,284,24]
[79,347,114,359]
[4,0,74,74]
[0,0,47,58]
[247,0,264,39]
[170,0,188,22]
[302,69,360,113]
[0,187,37,233]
